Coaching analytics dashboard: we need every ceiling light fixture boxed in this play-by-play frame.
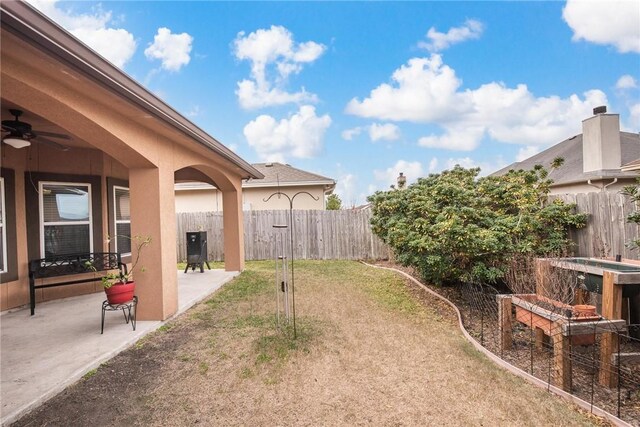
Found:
[3,137,31,149]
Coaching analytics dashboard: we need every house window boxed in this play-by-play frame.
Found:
[113,186,131,255]
[0,178,6,273]
[39,182,92,257]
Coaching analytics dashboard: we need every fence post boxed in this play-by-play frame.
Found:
[497,295,512,352]
[599,271,621,388]
[553,324,572,392]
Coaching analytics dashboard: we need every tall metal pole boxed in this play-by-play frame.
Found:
[263,190,318,339]
[289,205,296,339]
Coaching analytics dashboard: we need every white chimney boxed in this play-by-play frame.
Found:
[582,106,621,173]
[397,172,406,189]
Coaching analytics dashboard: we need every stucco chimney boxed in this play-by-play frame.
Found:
[582,106,621,173]
[397,172,407,189]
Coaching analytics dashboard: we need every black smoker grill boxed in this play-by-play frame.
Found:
[184,231,211,273]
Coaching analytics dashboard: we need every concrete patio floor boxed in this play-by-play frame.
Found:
[0,269,239,426]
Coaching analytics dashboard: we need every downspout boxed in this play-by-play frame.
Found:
[586,178,618,191]
[323,185,334,209]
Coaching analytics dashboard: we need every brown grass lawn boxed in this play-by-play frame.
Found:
[14,261,604,426]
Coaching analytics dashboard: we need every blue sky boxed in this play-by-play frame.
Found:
[29,1,640,206]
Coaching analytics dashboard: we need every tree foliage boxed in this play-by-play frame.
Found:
[326,193,342,210]
[368,165,586,285]
[622,177,640,250]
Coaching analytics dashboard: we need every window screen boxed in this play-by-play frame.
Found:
[40,183,92,257]
[114,186,131,255]
[0,178,5,272]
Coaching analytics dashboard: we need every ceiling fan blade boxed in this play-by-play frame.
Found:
[2,124,19,132]
[36,136,70,151]
[33,130,71,140]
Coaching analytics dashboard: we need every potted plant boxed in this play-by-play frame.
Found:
[101,235,151,305]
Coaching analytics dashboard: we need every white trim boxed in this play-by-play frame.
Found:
[38,181,93,258]
[175,180,336,191]
[113,185,131,257]
[0,178,6,273]
[243,180,335,189]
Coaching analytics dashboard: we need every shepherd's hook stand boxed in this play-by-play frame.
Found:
[263,190,319,339]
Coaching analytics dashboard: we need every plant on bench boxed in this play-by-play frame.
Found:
[95,235,152,305]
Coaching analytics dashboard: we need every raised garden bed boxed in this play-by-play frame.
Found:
[512,294,600,346]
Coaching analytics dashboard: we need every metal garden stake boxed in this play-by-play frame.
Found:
[264,190,319,339]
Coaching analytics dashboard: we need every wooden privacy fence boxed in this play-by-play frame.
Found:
[553,192,640,259]
[176,210,389,262]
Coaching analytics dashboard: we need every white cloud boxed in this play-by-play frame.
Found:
[418,126,485,151]
[563,0,640,53]
[335,173,358,208]
[236,80,318,110]
[186,105,201,118]
[629,103,640,131]
[243,105,331,162]
[516,145,541,162]
[428,157,439,173]
[369,123,400,142]
[443,156,508,176]
[144,27,193,72]
[374,160,424,189]
[346,54,608,151]
[616,75,638,90]
[418,19,484,52]
[341,123,400,142]
[346,55,462,123]
[27,0,136,68]
[234,25,326,109]
[341,127,362,141]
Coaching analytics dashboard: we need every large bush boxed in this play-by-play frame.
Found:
[368,165,586,285]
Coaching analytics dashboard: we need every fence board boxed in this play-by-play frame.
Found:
[554,192,640,259]
[176,209,389,262]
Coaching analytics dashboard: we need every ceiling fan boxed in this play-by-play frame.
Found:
[2,109,71,151]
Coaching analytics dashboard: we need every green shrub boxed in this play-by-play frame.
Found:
[368,165,586,285]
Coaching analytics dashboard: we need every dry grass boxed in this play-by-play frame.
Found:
[14,260,602,426]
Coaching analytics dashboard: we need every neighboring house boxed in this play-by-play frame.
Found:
[0,2,263,319]
[492,107,640,194]
[175,162,336,212]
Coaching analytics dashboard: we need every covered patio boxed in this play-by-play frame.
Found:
[0,268,238,425]
[0,2,262,320]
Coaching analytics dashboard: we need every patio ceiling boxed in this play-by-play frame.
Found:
[1,100,91,151]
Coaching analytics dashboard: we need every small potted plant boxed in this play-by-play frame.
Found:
[101,235,151,304]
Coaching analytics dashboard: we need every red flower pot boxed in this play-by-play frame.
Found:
[105,281,135,305]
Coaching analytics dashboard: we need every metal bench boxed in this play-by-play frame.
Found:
[28,252,127,315]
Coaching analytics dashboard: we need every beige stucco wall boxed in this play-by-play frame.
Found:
[175,189,222,213]
[0,146,127,311]
[175,185,327,212]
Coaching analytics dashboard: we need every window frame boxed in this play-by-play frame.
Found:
[38,181,93,258]
[113,185,131,257]
[0,177,6,273]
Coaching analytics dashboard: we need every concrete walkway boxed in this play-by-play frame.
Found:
[0,269,239,426]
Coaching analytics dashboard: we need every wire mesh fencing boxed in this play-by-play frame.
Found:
[456,282,640,425]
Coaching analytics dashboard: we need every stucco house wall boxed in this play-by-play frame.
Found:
[175,185,327,212]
